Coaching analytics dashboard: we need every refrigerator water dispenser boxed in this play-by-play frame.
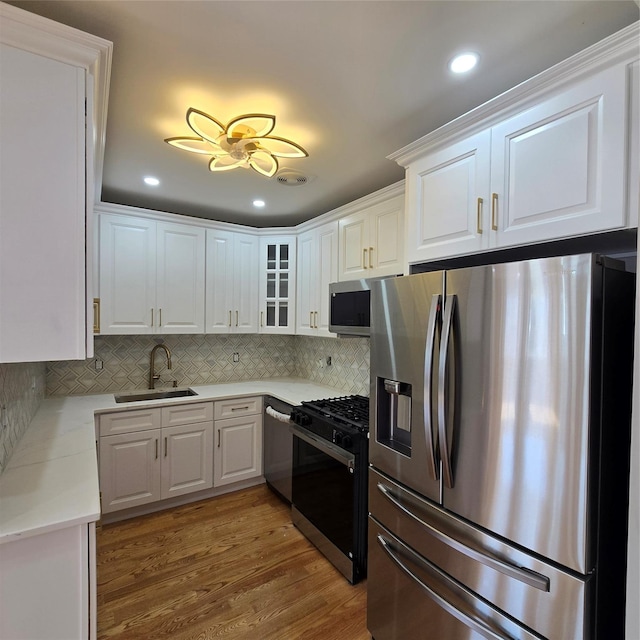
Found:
[377,378,412,454]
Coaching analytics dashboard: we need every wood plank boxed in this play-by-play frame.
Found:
[97,485,371,639]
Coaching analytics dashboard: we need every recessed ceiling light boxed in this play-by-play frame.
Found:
[449,52,479,74]
[144,176,160,186]
[253,199,266,208]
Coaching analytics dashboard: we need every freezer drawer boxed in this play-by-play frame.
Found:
[369,468,591,639]
[368,517,544,640]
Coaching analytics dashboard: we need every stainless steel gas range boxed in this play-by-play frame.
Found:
[289,395,369,584]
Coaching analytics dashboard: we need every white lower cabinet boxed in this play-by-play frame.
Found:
[0,522,95,640]
[99,403,213,514]
[214,397,263,487]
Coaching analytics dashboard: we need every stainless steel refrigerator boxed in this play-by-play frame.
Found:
[367,253,635,640]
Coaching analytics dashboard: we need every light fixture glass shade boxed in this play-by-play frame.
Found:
[165,108,307,178]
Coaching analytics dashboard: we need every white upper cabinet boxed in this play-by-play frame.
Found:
[0,4,111,363]
[395,23,639,266]
[491,66,627,248]
[205,229,258,334]
[338,190,404,281]
[405,131,491,260]
[297,221,338,336]
[99,213,205,334]
[259,237,297,334]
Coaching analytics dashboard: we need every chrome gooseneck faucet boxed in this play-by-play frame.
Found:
[149,343,172,389]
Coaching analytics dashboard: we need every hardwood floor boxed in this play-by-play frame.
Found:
[97,485,371,640]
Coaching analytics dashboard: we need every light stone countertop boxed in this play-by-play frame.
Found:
[0,377,345,544]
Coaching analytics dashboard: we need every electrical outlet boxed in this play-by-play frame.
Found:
[95,359,103,371]
[326,356,332,367]
[233,352,239,363]
[316,358,325,369]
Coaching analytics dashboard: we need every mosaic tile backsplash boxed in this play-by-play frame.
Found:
[46,334,370,397]
[0,362,46,474]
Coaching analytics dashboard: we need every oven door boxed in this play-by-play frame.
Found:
[290,424,357,572]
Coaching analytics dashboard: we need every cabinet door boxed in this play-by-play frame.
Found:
[260,237,296,334]
[369,196,404,277]
[161,422,213,499]
[205,229,235,333]
[296,230,317,335]
[315,222,339,335]
[338,211,369,280]
[99,429,161,513]
[99,214,156,334]
[491,65,628,247]
[156,222,205,333]
[234,234,259,333]
[0,44,87,362]
[214,415,263,486]
[405,130,491,264]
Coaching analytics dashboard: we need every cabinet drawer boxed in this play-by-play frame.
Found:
[162,401,213,427]
[214,396,261,420]
[99,408,161,437]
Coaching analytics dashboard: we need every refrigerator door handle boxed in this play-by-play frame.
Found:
[377,534,514,640]
[438,294,457,488]
[377,482,550,592]
[423,294,441,480]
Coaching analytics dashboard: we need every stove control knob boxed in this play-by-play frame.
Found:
[333,430,343,445]
[342,435,353,449]
[292,410,310,427]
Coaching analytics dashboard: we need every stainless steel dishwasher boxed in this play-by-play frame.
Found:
[263,396,293,503]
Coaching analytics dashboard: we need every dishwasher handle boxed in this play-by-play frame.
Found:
[265,405,292,423]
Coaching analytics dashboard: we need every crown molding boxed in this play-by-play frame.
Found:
[389,21,640,167]
[0,1,113,204]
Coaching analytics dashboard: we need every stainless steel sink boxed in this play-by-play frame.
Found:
[114,388,198,403]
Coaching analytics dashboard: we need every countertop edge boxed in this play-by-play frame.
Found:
[0,377,345,544]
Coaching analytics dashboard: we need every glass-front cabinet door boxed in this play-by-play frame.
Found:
[259,236,296,333]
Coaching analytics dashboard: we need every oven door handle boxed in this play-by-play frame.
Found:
[290,424,356,470]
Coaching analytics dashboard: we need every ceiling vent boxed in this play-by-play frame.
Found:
[276,169,314,186]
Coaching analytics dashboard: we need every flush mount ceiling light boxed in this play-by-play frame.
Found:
[143,176,160,186]
[449,52,479,74]
[253,199,265,208]
[165,109,308,178]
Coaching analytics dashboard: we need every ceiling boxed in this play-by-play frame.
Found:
[7,1,640,228]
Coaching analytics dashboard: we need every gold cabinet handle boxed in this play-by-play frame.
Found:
[217,429,221,448]
[159,308,162,327]
[155,439,158,459]
[314,311,318,329]
[363,248,368,269]
[369,247,374,269]
[228,310,232,327]
[164,436,168,458]
[491,193,498,231]
[151,308,154,327]
[260,311,264,327]
[231,406,250,411]
[236,310,239,327]
[310,311,313,328]
[477,197,484,234]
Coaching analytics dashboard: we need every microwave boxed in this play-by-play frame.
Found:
[329,277,396,336]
